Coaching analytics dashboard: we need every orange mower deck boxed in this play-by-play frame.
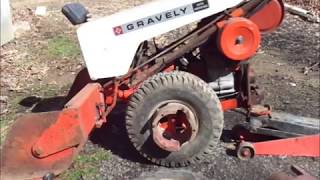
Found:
[0,83,105,180]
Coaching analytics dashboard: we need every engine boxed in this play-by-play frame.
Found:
[185,0,284,97]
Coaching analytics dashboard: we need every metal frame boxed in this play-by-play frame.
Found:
[235,112,320,159]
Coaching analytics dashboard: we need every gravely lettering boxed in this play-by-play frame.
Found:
[114,0,209,35]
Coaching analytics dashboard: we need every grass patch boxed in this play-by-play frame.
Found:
[60,148,110,180]
[30,84,63,97]
[47,36,80,58]
[0,95,25,144]
[0,84,70,145]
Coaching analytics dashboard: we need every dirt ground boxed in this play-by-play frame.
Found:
[0,0,319,180]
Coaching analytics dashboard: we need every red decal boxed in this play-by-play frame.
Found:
[113,26,123,36]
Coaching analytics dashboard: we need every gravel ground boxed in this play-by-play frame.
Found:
[285,0,319,13]
[88,109,319,180]
[1,0,319,180]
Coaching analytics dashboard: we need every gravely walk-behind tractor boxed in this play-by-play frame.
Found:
[1,0,319,179]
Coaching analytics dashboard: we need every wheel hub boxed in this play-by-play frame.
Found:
[150,101,198,152]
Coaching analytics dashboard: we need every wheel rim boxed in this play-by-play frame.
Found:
[150,101,199,152]
[238,146,254,160]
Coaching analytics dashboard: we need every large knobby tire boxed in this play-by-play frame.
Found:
[126,71,224,167]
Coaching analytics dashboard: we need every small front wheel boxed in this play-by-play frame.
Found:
[236,142,255,160]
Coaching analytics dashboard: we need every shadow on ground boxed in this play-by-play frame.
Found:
[19,96,151,164]
[90,103,152,164]
[19,96,66,112]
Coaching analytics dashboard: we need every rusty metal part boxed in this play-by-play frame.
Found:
[117,88,136,100]
[0,112,76,180]
[105,81,119,115]
[0,83,105,180]
[249,85,265,105]
[150,101,198,152]
[234,63,264,109]
[235,63,251,108]
[32,83,105,158]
